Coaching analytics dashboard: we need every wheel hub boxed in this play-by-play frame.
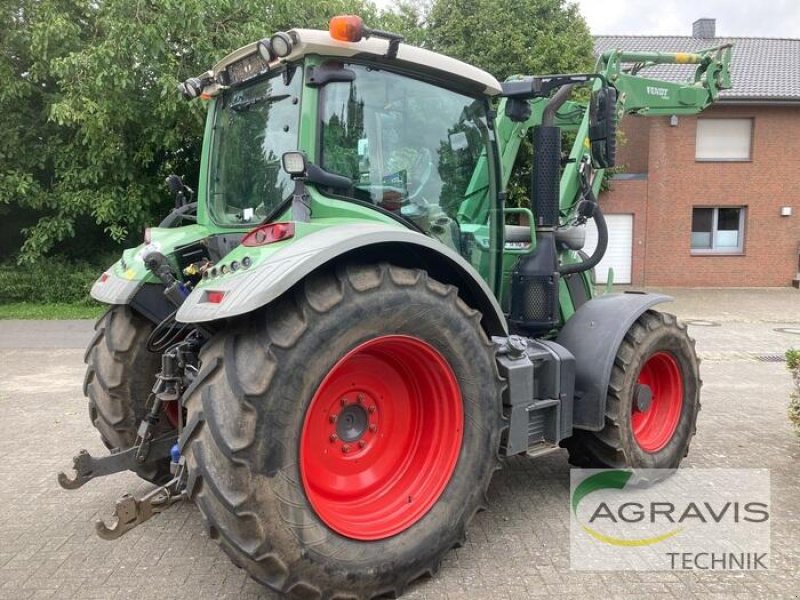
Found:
[634,383,653,412]
[335,402,369,442]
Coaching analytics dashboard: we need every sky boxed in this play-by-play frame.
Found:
[573,0,800,38]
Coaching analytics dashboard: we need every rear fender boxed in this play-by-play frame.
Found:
[176,223,508,336]
[556,292,672,431]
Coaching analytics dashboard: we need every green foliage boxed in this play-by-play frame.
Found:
[427,0,594,81]
[0,259,103,305]
[787,349,800,435]
[787,348,800,371]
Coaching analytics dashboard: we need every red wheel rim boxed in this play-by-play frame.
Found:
[300,335,463,540]
[631,351,683,452]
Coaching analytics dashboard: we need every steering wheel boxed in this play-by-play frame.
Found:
[407,147,435,202]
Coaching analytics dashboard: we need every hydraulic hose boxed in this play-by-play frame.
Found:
[559,203,608,275]
[542,83,576,126]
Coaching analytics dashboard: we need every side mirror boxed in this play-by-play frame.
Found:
[165,174,193,208]
[588,86,618,169]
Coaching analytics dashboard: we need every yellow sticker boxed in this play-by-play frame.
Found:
[124,269,136,280]
[674,53,695,64]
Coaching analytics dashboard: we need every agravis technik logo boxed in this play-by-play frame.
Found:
[570,469,770,571]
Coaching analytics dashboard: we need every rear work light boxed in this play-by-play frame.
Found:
[241,222,295,247]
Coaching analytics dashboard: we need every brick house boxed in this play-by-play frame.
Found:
[591,19,800,287]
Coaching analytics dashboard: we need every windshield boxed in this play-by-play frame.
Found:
[208,66,302,225]
[319,64,490,248]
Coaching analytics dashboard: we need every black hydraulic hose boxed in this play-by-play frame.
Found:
[542,84,576,126]
[559,204,608,275]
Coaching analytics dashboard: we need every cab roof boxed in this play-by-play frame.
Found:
[210,28,503,97]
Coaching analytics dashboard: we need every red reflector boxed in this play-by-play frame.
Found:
[241,222,295,247]
[99,273,110,283]
[205,291,226,304]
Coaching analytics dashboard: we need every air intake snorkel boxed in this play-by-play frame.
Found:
[507,84,575,334]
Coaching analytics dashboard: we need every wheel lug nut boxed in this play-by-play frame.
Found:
[329,414,337,423]
[329,434,338,442]
[357,393,365,404]
[358,440,366,448]
[369,424,377,432]
[342,444,351,453]
[368,405,376,414]
[340,398,348,406]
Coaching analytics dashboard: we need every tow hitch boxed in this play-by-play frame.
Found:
[58,333,198,539]
[58,436,187,539]
[57,435,176,490]
[95,456,187,540]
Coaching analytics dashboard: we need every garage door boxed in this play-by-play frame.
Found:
[583,214,633,284]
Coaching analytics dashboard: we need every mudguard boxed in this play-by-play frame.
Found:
[176,223,508,335]
[555,292,672,431]
[90,271,142,305]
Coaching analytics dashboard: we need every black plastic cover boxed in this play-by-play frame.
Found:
[556,292,671,430]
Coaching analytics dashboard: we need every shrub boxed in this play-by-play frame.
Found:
[0,259,104,306]
[788,349,800,435]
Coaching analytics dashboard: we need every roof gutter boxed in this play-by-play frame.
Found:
[718,97,800,105]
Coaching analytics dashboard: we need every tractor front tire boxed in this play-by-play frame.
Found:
[181,263,503,599]
[83,305,172,484]
[563,310,700,469]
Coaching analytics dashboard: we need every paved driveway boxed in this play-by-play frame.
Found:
[0,289,798,599]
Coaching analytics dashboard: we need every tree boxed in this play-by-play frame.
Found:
[427,0,594,80]
[426,0,594,207]
[1,0,399,262]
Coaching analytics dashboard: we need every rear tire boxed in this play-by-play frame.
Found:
[180,263,503,599]
[563,310,700,469]
[83,305,172,484]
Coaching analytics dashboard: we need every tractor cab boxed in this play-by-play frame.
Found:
[178,20,505,270]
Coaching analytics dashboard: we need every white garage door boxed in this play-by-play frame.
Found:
[583,214,633,284]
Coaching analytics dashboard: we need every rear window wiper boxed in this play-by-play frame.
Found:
[230,93,291,113]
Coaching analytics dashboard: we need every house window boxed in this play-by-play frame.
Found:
[695,118,752,161]
[691,207,745,253]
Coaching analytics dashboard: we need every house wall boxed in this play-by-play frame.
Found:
[599,104,800,287]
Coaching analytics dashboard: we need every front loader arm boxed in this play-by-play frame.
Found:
[601,45,732,116]
[488,44,732,221]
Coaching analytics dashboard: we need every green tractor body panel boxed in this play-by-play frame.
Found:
[91,224,219,304]
[176,220,507,335]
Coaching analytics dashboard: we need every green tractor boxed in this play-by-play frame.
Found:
[59,16,731,599]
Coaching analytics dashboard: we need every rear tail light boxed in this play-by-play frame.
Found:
[241,222,295,247]
[204,290,226,304]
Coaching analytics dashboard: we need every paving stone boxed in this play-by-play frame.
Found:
[0,289,798,599]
